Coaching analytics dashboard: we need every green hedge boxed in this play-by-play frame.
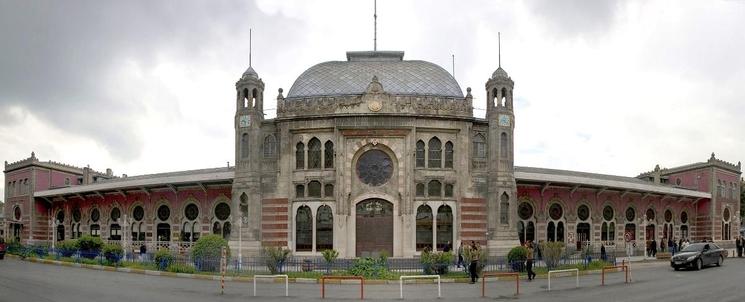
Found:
[102,243,124,263]
[154,249,174,271]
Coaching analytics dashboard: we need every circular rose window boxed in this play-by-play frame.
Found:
[185,204,199,221]
[664,210,672,223]
[91,208,100,222]
[577,205,589,221]
[133,206,144,221]
[73,208,81,222]
[157,205,170,221]
[625,207,635,221]
[518,202,533,220]
[603,206,614,221]
[111,208,121,221]
[356,149,393,186]
[549,203,563,220]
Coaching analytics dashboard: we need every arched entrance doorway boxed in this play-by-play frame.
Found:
[356,199,393,257]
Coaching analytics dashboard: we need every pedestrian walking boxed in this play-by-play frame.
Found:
[526,241,537,281]
[736,236,744,258]
[600,244,607,262]
[139,244,147,262]
[650,238,657,258]
[469,241,479,284]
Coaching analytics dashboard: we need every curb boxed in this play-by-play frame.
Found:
[5,254,659,285]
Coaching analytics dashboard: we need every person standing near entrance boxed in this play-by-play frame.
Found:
[526,241,537,281]
[650,238,657,258]
[736,236,744,257]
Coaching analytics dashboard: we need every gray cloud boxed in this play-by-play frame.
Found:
[0,0,301,161]
[523,0,621,38]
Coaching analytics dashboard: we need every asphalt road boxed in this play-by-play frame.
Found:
[1,257,744,302]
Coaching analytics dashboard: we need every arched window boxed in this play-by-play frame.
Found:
[428,180,441,197]
[517,201,535,244]
[680,211,689,239]
[499,192,509,224]
[213,202,231,240]
[444,142,453,169]
[252,88,258,108]
[90,208,101,237]
[416,205,433,251]
[492,88,498,107]
[316,205,333,250]
[182,203,200,242]
[415,140,425,168]
[239,193,249,223]
[428,137,442,168]
[295,184,305,198]
[132,206,144,240]
[416,183,425,197]
[55,210,65,241]
[547,203,564,242]
[601,205,615,242]
[324,141,334,169]
[308,181,322,198]
[324,184,334,198]
[444,184,454,197]
[436,205,453,250]
[242,88,249,108]
[500,132,508,158]
[473,134,486,159]
[308,138,322,169]
[296,142,305,169]
[263,135,276,158]
[296,206,312,252]
[722,208,731,240]
[241,133,249,158]
[501,87,507,106]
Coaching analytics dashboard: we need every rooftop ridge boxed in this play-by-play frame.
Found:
[95,166,235,184]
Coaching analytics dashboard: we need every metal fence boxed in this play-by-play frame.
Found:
[7,243,618,275]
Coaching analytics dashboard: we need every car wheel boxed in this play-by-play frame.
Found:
[695,258,702,270]
[674,267,680,271]
[716,256,723,267]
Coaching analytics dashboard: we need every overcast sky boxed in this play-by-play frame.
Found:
[1,0,744,200]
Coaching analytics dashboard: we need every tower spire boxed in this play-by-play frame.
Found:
[451,54,455,78]
[249,28,252,67]
[498,32,501,68]
[374,0,377,51]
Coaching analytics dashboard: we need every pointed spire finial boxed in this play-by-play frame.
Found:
[498,32,501,68]
[374,0,377,51]
[249,28,252,67]
[451,54,455,78]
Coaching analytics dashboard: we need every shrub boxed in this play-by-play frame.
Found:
[420,251,453,275]
[102,243,124,263]
[348,257,392,279]
[77,235,103,258]
[191,234,230,272]
[263,246,291,274]
[154,249,174,271]
[321,249,339,274]
[507,246,528,272]
[167,263,197,274]
[57,240,79,257]
[540,241,565,269]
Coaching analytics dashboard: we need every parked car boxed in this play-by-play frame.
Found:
[0,238,6,260]
[670,242,725,271]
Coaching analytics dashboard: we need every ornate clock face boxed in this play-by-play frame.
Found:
[239,115,250,128]
[498,114,510,127]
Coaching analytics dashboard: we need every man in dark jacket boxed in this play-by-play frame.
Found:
[736,236,744,258]
[650,238,657,258]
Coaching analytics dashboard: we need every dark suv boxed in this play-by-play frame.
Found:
[0,238,6,259]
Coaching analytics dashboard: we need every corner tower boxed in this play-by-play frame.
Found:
[232,53,265,254]
[485,62,520,253]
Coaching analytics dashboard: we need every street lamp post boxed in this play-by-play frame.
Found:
[238,212,243,270]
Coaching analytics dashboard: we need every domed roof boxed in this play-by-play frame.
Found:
[491,67,510,79]
[287,51,463,99]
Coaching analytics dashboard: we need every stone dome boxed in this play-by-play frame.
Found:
[241,66,258,79]
[286,51,463,99]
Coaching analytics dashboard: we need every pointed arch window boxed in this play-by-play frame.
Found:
[242,88,249,108]
[263,135,277,158]
[500,132,508,158]
[308,138,321,169]
[416,140,425,168]
[308,181,322,198]
[473,134,486,159]
[239,193,249,224]
[295,142,305,169]
[241,133,249,158]
[416,205,433,251]
[436,205,453,250]
[252,88,258,108]
[499,192,509,224]
[296,206,312,252]
[324,141,334,169]
[444,141,454,169]
[428,138,442,168]
[415,183,425,197]
[428,180,441,197]
[316,205,333,250]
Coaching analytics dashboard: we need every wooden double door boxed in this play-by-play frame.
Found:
[356,199,393,257]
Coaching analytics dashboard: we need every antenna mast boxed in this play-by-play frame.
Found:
[373,0,378,51]
[451,54,455,78]
[249,28,252,67]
